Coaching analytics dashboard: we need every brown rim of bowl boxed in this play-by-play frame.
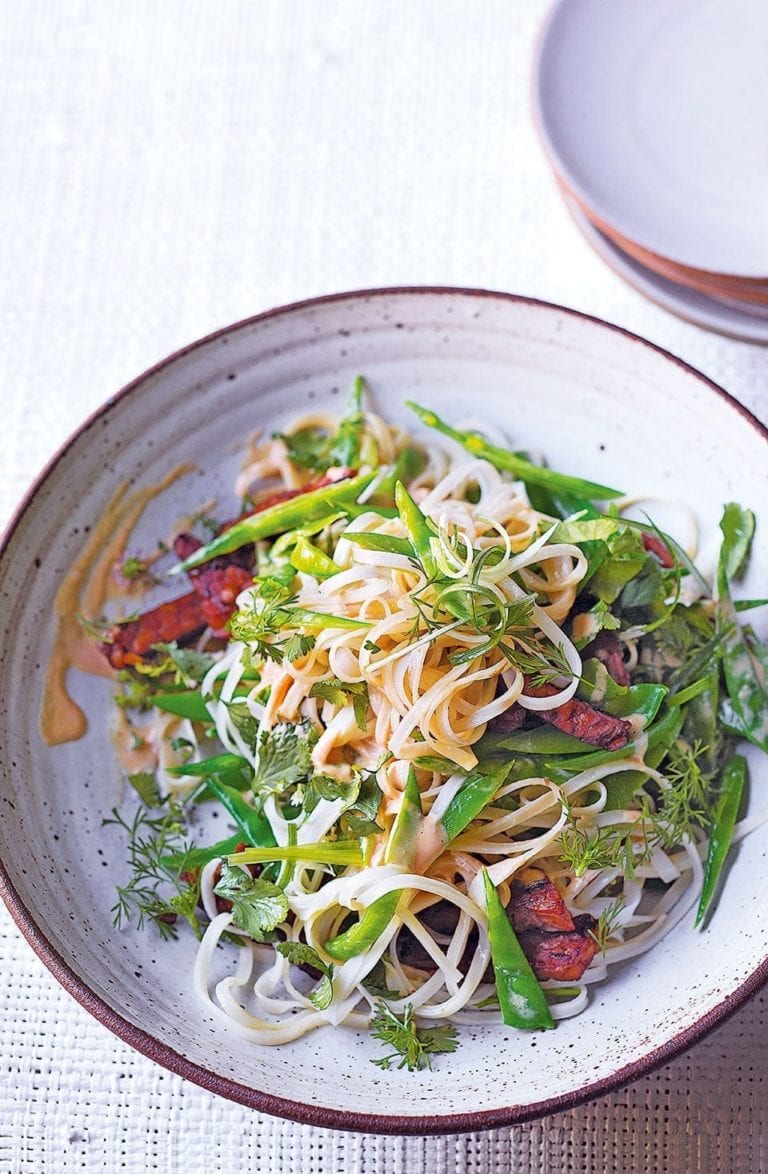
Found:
[559,195,768,346]
[531,0,768,288]
[558,181,768,306]
[1,286,768,1136]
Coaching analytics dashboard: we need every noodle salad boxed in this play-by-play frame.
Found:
[91,380,768,1071]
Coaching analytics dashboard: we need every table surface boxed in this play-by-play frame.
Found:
[3,4,768,1171]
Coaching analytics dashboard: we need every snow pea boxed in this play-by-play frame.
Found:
[719,503,755,582]
[285,607,372,632]
[385,766,423,865]
[735,598,768,613]
[406,401,622,501]
[325,891,401,961]
[174,471,376,571]
[395,481,438,578]
[368,447,426,507]
[344,532,413,557]
[205,777,276,848]
[334,375,366,467]
[578,659,667,722]
[526,488,599,521]
[168,752,253,804]
[228,840,363,868]
[439,763,510,843]
[152,690,211,722]
[547,706,684,785]
[666,677,711,707]
[163,833,243,872]
[720,621,768,754]
[695,755,747,927]
[289,536,339,578]
[481,726,597,757]
[168,751,250,782]
[716,504,768,753]
[482,871,554,1030]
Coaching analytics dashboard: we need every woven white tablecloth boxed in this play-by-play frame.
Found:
[3,4,768,1171]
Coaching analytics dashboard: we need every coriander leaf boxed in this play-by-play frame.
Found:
[228,574,298,663]
[228,701,261,752]
[362,959,400,1000]
[312,774,354,802]
[369,1000,458,1072]
[128,771,162,808]
[275,377,365,474]
[275,427,336,474]
[343,770,383,837]
[276,941,335,1010]
[120,554,157,583]
[344,811,382,837]
[588,527,647,603]
[255,723,318,795]
[310,678,370,731]
[283,632,316,663]
[299,773,357,815]
[213,863,288,940]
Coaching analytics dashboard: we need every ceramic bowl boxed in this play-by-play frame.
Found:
[562,198,768,346]
[1,288,767,1134]
[533,0,768,281]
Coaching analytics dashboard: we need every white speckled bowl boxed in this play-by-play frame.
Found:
[1,289,767,1134]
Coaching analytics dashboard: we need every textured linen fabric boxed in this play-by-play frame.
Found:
[2,3,768,1171]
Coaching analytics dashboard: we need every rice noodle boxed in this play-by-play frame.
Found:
[108,402,744,1053]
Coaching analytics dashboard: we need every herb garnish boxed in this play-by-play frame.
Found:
[276,941,335,1010]
[310,678,369,731]
[104,799,202,940]
[369,1000,458,1072]
[213,862,288,940]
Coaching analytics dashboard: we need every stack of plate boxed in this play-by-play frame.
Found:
[533,0,768,343]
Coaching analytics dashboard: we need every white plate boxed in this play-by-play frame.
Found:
[1,289,767,1132]
[534,0,768,279]
[564,197,768,344]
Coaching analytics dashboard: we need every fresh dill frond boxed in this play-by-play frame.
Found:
[501,637,572,686]
[653,739,713,847]
[588,897,625,955]
[104,798,201,939]
[559,819,652,881]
